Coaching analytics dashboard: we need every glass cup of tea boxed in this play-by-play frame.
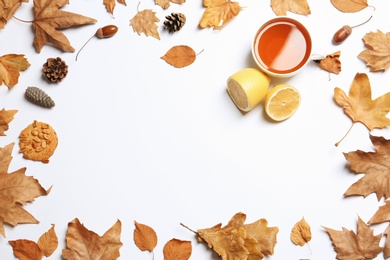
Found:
[252,17,313,78]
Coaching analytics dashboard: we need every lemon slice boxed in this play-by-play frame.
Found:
[264,84,301,121]
[227,68,270,112]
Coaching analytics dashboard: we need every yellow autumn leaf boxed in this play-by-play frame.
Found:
[130,9,160,40]
[199,0,241,30]
[0,54,30,89]
[331,0,368,13]
[290,217,312,246]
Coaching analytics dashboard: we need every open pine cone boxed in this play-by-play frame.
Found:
[164,13,186,33]
[42,57,68,83]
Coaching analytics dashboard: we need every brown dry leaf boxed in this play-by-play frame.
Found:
[199,0,241,30]
[130,9,160,40]
[62,218,123,259]
[358,30,390,72]
[161,45,196,68]
[0,108,17,136]
[155,0,185,10]
[32,0,97,53]
[290,217,311,246]
[104,0,126,15]
[323,216,383,260]
[133,221,158,252]
[384,224,390,258]
[163,238,192,260]
[0,0,28,29]
[344,135,390,200]
[271,0,311,16]
[331,0,368,13]
[9,224,58,259]
[0,143,51,237]
[316,51,341,74]
[369,200,390,224]
[196,212,278,260]
[334,73,390,146]
[0,54,30,89]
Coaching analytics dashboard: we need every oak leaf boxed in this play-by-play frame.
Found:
[270,0,311,16]
[161,45,197,68]
[334,73,390,146]
[0,0,28,29]
[331,0,368,13]
[315,51,341,74]
[62,218,123,259]
[199,0,241,30]
[290,217,311,246]
[369,200,390,224]
[104,0,126,15]
[323,216,383,260]
[163,238,192,260]
[32,0,97,53]
[155,0,185,10]
[0,108,17,136]
[358,30,390,72]
[133,221,158,252]
[0,143,50,237]
[0,54,30,88]
[344,135,390,200]
[130,9,160,40]
[9,224,58,259]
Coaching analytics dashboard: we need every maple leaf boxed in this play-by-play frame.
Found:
[31,0,97,53]
[163,238,192,260]
[0,143,51,237]
[161,45,197,68]
[384,225,390,258]
[133,221,158,252]
[334,73,390,146]
[62,218,123,259]
[104,0,126,15]
[0,0,28,29]
[270,0,311,16]
[130,9,160,40]
[0,108,17,136]
[9,224,58,259]
[323,216,383,260]
[199,0,241,30]
[343,135,390,200]
[369,200,390,224]
[290,217,311,246]
[331,0,368,13]
[0,54,30,89]
[315,51,341,75]
[358,30,390,72]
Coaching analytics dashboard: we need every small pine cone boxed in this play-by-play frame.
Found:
[163,12,186,33]
[42,57,68,83]
[25,86,55,108]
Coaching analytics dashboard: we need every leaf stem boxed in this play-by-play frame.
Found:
[75,35,95,61]
[12,16,33,23]
[196,49,205,56]
[180,223,197,234]
[335,123,355,147]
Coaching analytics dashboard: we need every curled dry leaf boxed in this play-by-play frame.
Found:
[0,54,30,89]
[290,217,311,246]
[133,221,158,252]
[330,0,368,13]
[315,51,341,74]
[104,0,127,15]
[199,0,241,30]
[0,0,28,29]
[0,108,17,136]
[358,30,390,72]
[270,0,311,16]
[161,45,196,68]
[130,9,160,40]
[163,238,192,260]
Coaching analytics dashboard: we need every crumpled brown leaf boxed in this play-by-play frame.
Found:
[199,0,241,30]
[155,0,185,10]
[315,51,341,74]
[130,9,160,40]
[331,0,368,13]
[358,30,390,72]
[163,238,192,260]
[133,221,158,252]
[271,0,311,16]
[0,0,28,29]
[62,218,123,259]
[344,135,390,201]
[161,45,196,68]
[0,108,17,136]
[290,217,311,246]
[323,216,383,260]
[104,0,126,15]
[0,54,30,88]
[0,143,51,237]
[32,0,97,52]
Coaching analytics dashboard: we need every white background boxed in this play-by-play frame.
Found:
[1,0,390,259]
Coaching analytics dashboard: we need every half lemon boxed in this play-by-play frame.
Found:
[264,84,301,121]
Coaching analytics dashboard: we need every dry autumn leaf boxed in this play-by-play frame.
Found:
[32,0,97,53]
[323,216,383,260]
[62,218,123,259]
[133,221,158,252]
[155,0,185,10]
[0,0,28,29]
[0,143,51,237]
[369,200,390,224]
[9,224,58,259]
[0,108,17,136]
[199,0,241,30]
[163,238,192,260]
[384,225,390,258]
[161,45,197,68]
[0,54,30,88]
[130,9,160,40]
[334,73,390,146]
[344,135,390,201]
[104,0,126,15]
[271,0,311,16]
[290,217,311,246]
[331,0,368,13]
[358,30,390,72]
[315,51,341,74]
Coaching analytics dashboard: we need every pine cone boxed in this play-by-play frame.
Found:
[164,13,186,33]
[42,57,68,83]
[25,87,55,108]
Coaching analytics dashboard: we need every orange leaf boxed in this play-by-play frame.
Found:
[316,51,341,74]
[369,200,390,224]
[130,9,160,40]
[37,224,58,257]
[331,0,368,12]
[199,0,241,30]
[290,217,311,246]
[358,30,390,72]
[163,238,192,260]
[0,108,17,136]
[9,239,43,260]
[271,0,311,16]
[161,45,196,68]
[0,0,28,29]
[0,54,30,88]
[103,0,127,15]
[133,221,158,252]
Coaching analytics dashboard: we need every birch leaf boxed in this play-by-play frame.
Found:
[331,0,368,12]
[133,221,158,252]
[161,45,196,68]
[163,239,192,260]
[290,217,311,246]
